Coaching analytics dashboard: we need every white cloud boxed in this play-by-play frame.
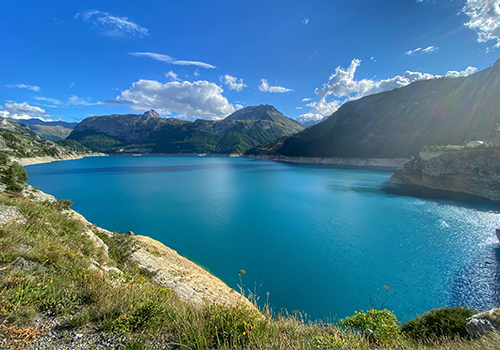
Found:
[6,84,40,92]
[1,102,48,119]
[405,45,438,56]
[165,71,180,81]
[302,18,309,24]
[70,82,75,88]
[193,69,200,77]
[295,107,303,110]
[445,66,478,78]
[129,52,217,69]
[300,59,440,120]
[300,59,479,121]
[296,113,325,123]
[258,79,293,93]
[111,79,235,120]
[34,96,64,105]
[67,96,104,106]
[463,0,500,47]
[220,75,247,91]
[77,10,148,38]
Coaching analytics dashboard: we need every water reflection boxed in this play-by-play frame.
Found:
[451,245,500,311]
[28,162,274,176]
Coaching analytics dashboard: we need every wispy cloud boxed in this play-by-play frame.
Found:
[6,84,40,92]
[129,52,217,69]
[258,79,293,93]
[463,0,500,48]
[302,18,309,24]
[405,45,438,56]
[165,71,180,81]
[67,95,104,106]
[220,75,247,91]
[34,96,64,105]
[76,10,148,38]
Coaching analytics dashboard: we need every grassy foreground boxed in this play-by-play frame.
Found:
[0,189,499,349]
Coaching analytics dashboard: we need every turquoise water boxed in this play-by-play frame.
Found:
[26,156,500,322]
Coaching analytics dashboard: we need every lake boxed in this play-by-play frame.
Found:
[25,156,500,322]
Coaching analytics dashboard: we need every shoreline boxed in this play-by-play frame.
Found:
[241,154,407,170]
[16,153,107,166]
[27,151,406,170]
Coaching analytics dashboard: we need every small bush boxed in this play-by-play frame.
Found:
[55,199,73,211]
[340,309,400,344]
[2,162,29,192]
[401,306,476,341]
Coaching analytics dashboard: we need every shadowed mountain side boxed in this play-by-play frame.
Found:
[269,59,500,159]
[67,106,304,154]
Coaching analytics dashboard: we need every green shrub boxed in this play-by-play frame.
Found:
[55,199,73,210]
[2,162,29,192]
[401,306,476,341]
[340,309,400,344]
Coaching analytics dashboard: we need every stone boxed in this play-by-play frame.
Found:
[466,308,500,337]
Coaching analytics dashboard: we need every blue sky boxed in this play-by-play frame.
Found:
[1,0,499,123]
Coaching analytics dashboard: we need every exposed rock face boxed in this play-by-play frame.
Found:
[131,235,256,309]
[389,148,500,201]
[467,308,500,337]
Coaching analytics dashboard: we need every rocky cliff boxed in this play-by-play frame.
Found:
[388,147,500,201]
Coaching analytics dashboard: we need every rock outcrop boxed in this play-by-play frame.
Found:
[131,235,255,309]
[388,148,500,201]
[467,308,500,337]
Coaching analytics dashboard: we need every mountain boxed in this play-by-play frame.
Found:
[260,59,500,159]
[7,118,78,142]
[225,104,302,125]
[27,125,72,141]
[67,106,304,154]
[0,117,84,159]
[11,118,78,129]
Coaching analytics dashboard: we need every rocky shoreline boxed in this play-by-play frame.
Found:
[15,153,106,166]
[388,148,500,202]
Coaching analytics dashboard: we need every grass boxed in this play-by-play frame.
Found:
[0,192,499,349]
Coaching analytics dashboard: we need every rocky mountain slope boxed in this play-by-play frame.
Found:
[261,59,500,159]
[0,117,85,162]
[67,106,303,154]
[388,146,500,201]
[27,124,72,141]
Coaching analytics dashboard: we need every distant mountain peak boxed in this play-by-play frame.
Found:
[143,110,161,118]
[225,105,300,126]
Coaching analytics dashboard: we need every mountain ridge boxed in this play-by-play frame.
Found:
[254,59,500,159]
[67,105,304,154]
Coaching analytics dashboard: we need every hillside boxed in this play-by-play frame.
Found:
[260,59,500,159]
[27,124,72,141]
[0,117,85,161]
[67,106,304,154]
